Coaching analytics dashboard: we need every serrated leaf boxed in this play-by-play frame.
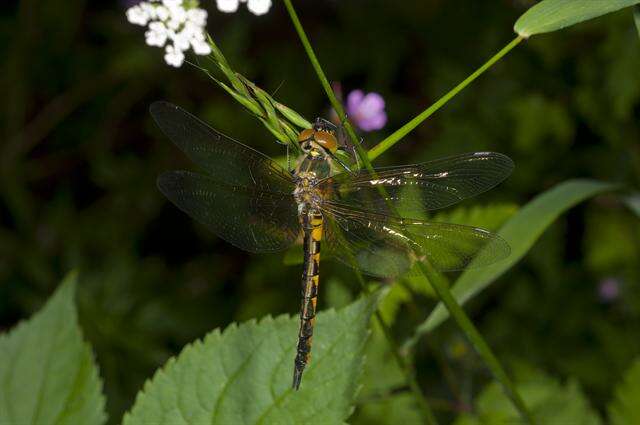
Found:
[456,370,601,424]
[415,179,616,336]
[123,293,380,425]
[608,358,640,425]
[514,0,640,38]
[0,272,107,425]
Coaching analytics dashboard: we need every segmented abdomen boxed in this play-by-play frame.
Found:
[292,210,323,390]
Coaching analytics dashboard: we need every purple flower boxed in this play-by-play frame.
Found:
[598,277,620,303]
[346,90,387,132]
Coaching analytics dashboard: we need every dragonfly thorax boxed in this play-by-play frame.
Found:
[293,171,324,215]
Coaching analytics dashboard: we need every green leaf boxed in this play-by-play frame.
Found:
[414,179,616,336]
[123,293,380,425]
[608,358,640,425]
[514,0,640,38]
[634,6,640,38]
[456,368,601,424]
[0,272,107,425]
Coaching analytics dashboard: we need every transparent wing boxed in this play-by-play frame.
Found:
[158,171,300,253]
[320,152,514,218]
[151,101,300,252]
[150,101,294,193]
[322,204,510,278]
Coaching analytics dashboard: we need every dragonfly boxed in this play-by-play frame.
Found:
[150,101,513,391]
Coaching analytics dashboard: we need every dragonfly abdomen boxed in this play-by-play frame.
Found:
[293,210,323,390]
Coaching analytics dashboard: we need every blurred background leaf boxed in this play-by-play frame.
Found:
[455,365,602,424]
[608,358,640,425]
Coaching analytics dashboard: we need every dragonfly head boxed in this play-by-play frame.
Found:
[298,118,357,173]
[298,119,340,157]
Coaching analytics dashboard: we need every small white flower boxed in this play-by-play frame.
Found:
[216,0,239,13]
[247,0,271,16]
[155,5,170,21]
[165,45,185,67]
[126,5,149,26]
[145,21,168,47]
[140,2,158,20]
[162,0,182,8]
[192,38,211,55]
[187,8,208,26]
[126,0,210,68]
[172,29,192,51]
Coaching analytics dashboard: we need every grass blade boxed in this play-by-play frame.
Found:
[515,0,640,38]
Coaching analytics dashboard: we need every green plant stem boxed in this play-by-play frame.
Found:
[416,262,535,425]
[367,36,523,162]
[282,0,372,169]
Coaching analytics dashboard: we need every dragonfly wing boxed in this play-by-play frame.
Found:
[150,101,293,193]
[158,171,300,253]
[322,204,510,278]
[320,152,513,217]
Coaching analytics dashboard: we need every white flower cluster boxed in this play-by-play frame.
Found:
[216,0,272,16]
[126,0,211,67]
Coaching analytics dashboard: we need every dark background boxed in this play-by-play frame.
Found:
[1,0,639,422]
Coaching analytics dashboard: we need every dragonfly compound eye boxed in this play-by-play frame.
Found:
[313,130,338,153]
[297,128,315,143]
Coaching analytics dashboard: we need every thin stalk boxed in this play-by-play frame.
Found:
[281,0,371,170]
[416,262,535,425]
[367,36,523,161]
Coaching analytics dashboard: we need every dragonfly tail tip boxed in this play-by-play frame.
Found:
[292,369,303,391]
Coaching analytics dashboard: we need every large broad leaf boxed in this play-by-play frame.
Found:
[455,368,601,424]
[123,293,380,425]
[0,273,107,425]
[413,180,616,337]
[514,0,640,38]
[608,358,640,425]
